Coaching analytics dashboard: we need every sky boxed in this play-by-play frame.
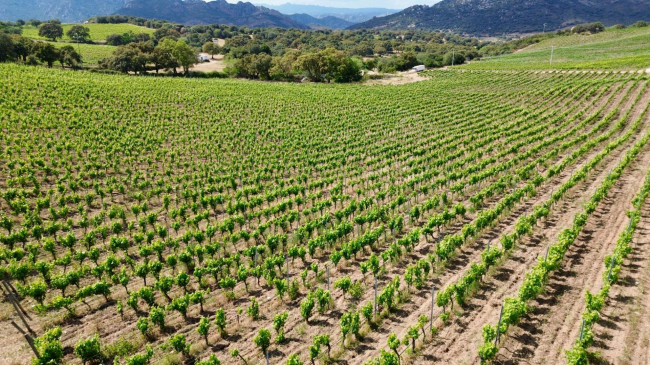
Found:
[230,0,440,9]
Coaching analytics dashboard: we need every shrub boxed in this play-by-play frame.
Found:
[32,327,63,365]
[74,335,102,364]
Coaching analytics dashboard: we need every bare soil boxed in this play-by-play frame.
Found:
[586,203,650,364]
[364,71,430,85]
[190,54,227,73]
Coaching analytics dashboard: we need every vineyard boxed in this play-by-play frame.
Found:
[2,63,650,365]
[465,26,650,70]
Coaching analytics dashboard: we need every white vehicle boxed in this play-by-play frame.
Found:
[412,65,426,72]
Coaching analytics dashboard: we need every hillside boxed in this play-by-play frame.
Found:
[464,25,650,70]
[0,0,128,22]
[115,0,307,28]
[21,23,155,41]
[349,0,650,35]
[288,13,353,29]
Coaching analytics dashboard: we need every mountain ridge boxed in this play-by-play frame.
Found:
[115,0,308,28]
[0,0,129,22]
[288,13,353,29]
[349,0,650,35]
[259,3,400,23]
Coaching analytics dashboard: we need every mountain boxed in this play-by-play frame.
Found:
[259,3,400,24]
[115,0,308,28]
[288,13,353,29]
[349,0,650,35]
[0,0,129,22]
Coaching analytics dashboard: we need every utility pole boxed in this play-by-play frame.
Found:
[430,286,435,331]
[451,49,455,67]
[550,46,555,66]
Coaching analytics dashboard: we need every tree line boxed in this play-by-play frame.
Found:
[0,33,82,68]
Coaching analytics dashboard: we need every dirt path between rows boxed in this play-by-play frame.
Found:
[587,203,650,364]
[227,73,607,364]
[402,82,650,365]
[495,90,650,364]
[352,81,647,364]
[364,71,430,85]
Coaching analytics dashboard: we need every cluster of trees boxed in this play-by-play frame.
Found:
[569,21,606,34]
[80,14,487,62]
[232,47,361,82]
[35,21,92,43]
[89,15,174,30]
[99,39,196,75]
[106,32,152,46]
[0,34,82,68]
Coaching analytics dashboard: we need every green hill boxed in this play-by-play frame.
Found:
[464,26,650,70]
[350,0,649,36]
[22,23,155,42]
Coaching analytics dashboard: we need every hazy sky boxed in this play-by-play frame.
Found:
[235,0,441,9]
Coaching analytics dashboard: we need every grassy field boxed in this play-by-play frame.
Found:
[22,23,155,42]
[48,41,116,65]
[464,26,650,70]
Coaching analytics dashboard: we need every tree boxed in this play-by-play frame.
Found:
[0,34,16,62]
[333,57,362,83]
[33,42,59,68]
[198,316,211,345]
[106,44,148,74]
[74,335,102,365]
[151,40,178,73]
[33,327,64,365]
[172,40,197,75]
[106,34,125,46]
[14,36,34,62]
[294,52,324,82]
[67,25,90,43]
[236,53,273,80]
[270,49,300,80]
[58,45,82,69]
[253,328,272,359]
[202,42,219,59]
[39,22,63,41]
